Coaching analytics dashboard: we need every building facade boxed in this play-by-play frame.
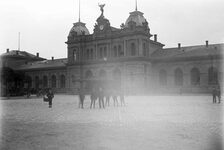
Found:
[1,5,223,95]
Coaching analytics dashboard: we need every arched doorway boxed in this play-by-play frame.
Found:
[43,75,48,88]
[51,75,56,88]
[208,67,218,85]
[130,42,136,56]
[159,69,167,86]
[60,75,66,88]
[174,68,183,86]
[35,76,39,89]
[191,68,200,85]
[85,70,93,91]
[99,69,107,79]
[113,68,121,89]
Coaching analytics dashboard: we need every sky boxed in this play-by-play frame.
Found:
[0,0,224,59]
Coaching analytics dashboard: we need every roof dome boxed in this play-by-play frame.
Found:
[125,10,147,28]
[68,22,90,37]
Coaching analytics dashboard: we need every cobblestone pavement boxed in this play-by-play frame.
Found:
[0,95,223,150]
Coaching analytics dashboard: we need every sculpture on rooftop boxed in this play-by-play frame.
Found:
[98,3,105,17]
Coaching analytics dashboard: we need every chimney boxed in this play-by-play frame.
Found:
[36,53,39,57]
[154,34,157,42]
[178,43,181,49]
[206,40,209,47]
[52,57,54,61]
[6,48,9,53]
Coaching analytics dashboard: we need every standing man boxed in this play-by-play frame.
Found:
[47,88,54,108]
[112,90,118,107]
[105,89,111,107]
[78,88,85,109]
[212,87,217,103]
[119,91,125,106]
[99,87,105,109]
[217,87,221,103]
[90,87,97,109]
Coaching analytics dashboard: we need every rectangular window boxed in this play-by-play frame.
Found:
[100,47,103,59]
[104,47,107,57]
[73,50,77,61]
[90,49,93,59]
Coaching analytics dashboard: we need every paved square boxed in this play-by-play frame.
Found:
[0,95,223,150]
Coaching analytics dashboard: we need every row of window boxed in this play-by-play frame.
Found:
[25,67,218,90]
[26,75,66,89]
[73,42,148,61]
[159,67,219,86]
[85,69,121,79]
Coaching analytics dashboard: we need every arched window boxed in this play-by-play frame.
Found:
[131,43,136,56]
[25,76,32,88]
[86,49,90,60]
[113,69,121,89]
[85,70,93,79]
[51,75,56,88]
[159,69,167,86]
[43,76,48,88]
[71,75,75,84]
[90,49,94,59]
[73,49,77,61]
[118,45,123,57]
[104,46,107,57]
[35,76,39,89]
[60,75,65,88]
[191,68,200,85]
[99,70,107,79]
[99,47,103,59]
[208,67,218,84]
[113,69,121,80]
[143,43,147,56]
[174,68,183,86]
[113,46,118,57]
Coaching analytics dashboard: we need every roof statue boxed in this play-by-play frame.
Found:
[98,3,105,17]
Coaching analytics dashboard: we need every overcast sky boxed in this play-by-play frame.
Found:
[0,0,224,59]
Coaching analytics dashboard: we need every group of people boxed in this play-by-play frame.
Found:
[78,87,125,109]
[212,86,221,103]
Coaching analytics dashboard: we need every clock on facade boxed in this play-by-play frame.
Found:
[99,25,104,30]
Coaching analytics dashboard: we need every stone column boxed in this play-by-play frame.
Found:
[124,40,127,56]
[95,44,98,59]
[183,72,190,87]
[137,39,139,56]
[139,39,143,56]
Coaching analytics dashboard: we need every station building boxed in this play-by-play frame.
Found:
[1,5,223,95]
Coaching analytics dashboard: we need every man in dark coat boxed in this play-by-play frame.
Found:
[112,90,118,107]
[119,91,125,106]
[47,88,54,108]
[212,87,217,103]
[90,87,97,109]
[217,87,221,103]
[99,87,105,109]
[78,88,85,109]
[105,89,111,107]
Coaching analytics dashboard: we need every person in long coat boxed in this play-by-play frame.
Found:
[112,90,118,107]
[78,88,85,109]
[212,87,217,103]
[217,87,221,103]
[105,89,111,107]
[119,91,125,106]
[47,88,54,108]
[99,87,105,109]
[90,88,97,109]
